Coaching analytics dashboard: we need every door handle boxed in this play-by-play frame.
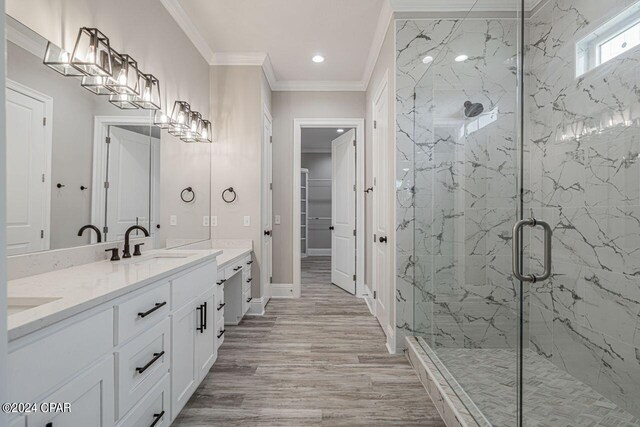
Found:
[264,230,271,236]
[329,226,334,230]
[512,218,552,283]
[379,236,387,243]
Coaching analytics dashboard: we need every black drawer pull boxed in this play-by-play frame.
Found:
[217,302,226,311]
[217,329,225,338]
[233,266,242,271]
[246,297,253,303]
[246,277,252,283]
[203,301,207,330]
[196,304,204,333]
[216,279,226,285]
[150,410,165,427]
[138,301,167,318]
[246,260,253,265]
[136,351,165,374]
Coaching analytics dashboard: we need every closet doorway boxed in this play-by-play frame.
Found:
[292,119,364,298]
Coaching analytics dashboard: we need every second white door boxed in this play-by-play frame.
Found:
[331,129,356,294]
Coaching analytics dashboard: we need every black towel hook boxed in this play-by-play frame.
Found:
[222,187,237,203]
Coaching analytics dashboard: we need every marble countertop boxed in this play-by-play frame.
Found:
[215,248,252,269]
[7,248,222,341]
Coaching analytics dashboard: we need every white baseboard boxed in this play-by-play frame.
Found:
[246,296,268,315]
[307,248,331,256]
[271,283,295,298]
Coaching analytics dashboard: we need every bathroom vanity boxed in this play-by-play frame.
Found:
[5,247,259,426]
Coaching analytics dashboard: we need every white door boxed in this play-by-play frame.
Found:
[106,127,154,241]
[372,82,391,335]
[331,129,356,294]
[6,86,50,255]
[262,112,273,299]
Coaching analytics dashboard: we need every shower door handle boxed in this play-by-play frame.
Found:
[512,218,552,283]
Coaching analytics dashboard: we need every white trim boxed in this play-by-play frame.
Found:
[6,79,53,252]
[390,0,542,12]
[5,16,46,58]
[211,52,268,66]
[159,0,215,63]
[90,115,154,242]
[307,248,331,256]
[273,80,366,92]
[293,118,366,300]
[245,296,268,316]
[271,283,295,298]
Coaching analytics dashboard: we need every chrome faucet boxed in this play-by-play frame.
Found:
[123,225,150,258]
[78,224,102,243]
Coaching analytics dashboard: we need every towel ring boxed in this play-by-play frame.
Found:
[181,187,195,203]
[222,187,237,203]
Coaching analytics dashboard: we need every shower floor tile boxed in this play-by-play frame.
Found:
[430,348,640,427]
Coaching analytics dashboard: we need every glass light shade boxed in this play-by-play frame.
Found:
[170,101,191,130]
[168,125,185,137]
[133,74,161,109]
[70,28,112,76]
[153,110,173,129]
[197,120,213,143]
[105,53,140,95]
[108,93,139,110]
[43,42,85,76]
[188,111,203,137]
[180,130,198,143]
[81,75,114,95]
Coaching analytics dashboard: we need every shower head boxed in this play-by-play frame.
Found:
[464,101,484,118]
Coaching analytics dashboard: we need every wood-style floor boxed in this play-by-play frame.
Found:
[173,257,445,426]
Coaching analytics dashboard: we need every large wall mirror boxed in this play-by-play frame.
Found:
[5,15,211,256]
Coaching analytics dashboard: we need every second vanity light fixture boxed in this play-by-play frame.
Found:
[43,26,211,143]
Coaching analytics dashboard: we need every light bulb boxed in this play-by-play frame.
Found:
[117,69,127,85]
[143,87,151,101]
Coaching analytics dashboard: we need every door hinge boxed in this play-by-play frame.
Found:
[105,136,111,144]
[374,120,377,129]
[42,117,47,126]
[353,184,356,191]
[353,140,356,146]
[270,135,273,143]
[373,290,377,299]
[40,230,44,239]
[270,182,273,190]
[374,233,377,242]
[353,274,356,282]
[42,174,45,183]
[104,181,110,189]
[353,229,356,236]
[270,276,273,283]
[103,226,109,234]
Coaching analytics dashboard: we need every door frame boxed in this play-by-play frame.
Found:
[6,79,53,252]
[292,118,365,299]
[91,115,156,243]
[261,104,273,307]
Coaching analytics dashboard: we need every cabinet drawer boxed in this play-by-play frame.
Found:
[117,282,170,344]
[242,289,252,315]
[9,308,113,403]
[27,355,114,427]
[117,373,170,427]
[172,261,217,309]
[243,275,252,293]
[224,262,243,280]
[216,325,225,349]
[116,319,170,419]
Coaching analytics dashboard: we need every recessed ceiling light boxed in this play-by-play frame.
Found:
[336,128,345,133]
[455,54,469,62]
[312,55,325,63]
[422,56,434,64]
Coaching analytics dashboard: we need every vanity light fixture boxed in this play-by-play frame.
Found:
[133,74,161,110]
[81,75,114,95]
[181,111,203,142]
[197,120,213,143]
[153,110,173,129]
[170,101,192,132]
[70,27,112,76]
[43,42,85,76]
[108,93,139,109]
[105,53,141,96]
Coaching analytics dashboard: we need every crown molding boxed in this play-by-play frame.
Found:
[389,0,542,12]
[159,0,215,63]
[211,52,267,66]
[271,80,366,92]
[362,0,394,92]
[6,15,46,58]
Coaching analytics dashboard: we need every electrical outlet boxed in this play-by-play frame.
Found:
[275,215,281,225]
[203,216,210,227]
[211,216,217,227]
[169,215,177,226]
[243,216,251,227]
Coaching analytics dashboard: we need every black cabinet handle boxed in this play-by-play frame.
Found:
[217,302,226,311]
[138,302,167,318]
[150,410,165,427]
[246,277,252,283]
[246,297,253,303]
[217,329,225,338]
[136,351,165,374]
[217,279,226,286]
[233,266,242,271]
[203,301,207,330]
[379,236,388,243]
[246,260,253,265]
[196,304,204,333]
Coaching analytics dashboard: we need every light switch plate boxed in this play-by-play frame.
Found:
[203,216,210,227]
[243,216,251,227]
[211,216,217,227]
[275,215,281,225]
[170,215,177,226]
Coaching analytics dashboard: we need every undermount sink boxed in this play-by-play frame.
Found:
[8,297,62,316]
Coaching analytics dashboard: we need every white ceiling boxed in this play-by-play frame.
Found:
[302,128,352,153]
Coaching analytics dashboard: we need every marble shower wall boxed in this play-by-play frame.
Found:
[396,17,520,350]
[527,0,640,417]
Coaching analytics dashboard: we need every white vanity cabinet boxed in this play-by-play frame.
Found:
[221,254,253,325]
